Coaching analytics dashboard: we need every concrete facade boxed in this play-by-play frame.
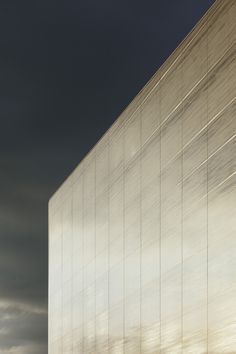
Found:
[49,0,236,352]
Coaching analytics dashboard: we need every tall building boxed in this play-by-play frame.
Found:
[49,0,236,352]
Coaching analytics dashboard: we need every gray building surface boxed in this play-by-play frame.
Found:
[49,0,236,352]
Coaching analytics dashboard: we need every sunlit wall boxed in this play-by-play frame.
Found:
[49,0,236,352]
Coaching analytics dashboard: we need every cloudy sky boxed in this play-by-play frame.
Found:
[0,0,214,352]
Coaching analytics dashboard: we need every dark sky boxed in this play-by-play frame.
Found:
[0,0,214,353]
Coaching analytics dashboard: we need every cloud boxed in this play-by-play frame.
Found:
[0,302,47,353]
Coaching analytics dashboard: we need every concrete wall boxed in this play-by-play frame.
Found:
[49,0,236,352]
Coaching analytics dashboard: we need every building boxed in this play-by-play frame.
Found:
[49,0,236,352]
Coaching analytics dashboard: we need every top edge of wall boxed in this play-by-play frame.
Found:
[49,0,223,214]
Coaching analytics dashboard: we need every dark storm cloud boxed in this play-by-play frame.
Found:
[0,0,214,352]
[0,303,47,353]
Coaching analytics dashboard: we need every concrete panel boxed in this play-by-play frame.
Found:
[49,0,236,352]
